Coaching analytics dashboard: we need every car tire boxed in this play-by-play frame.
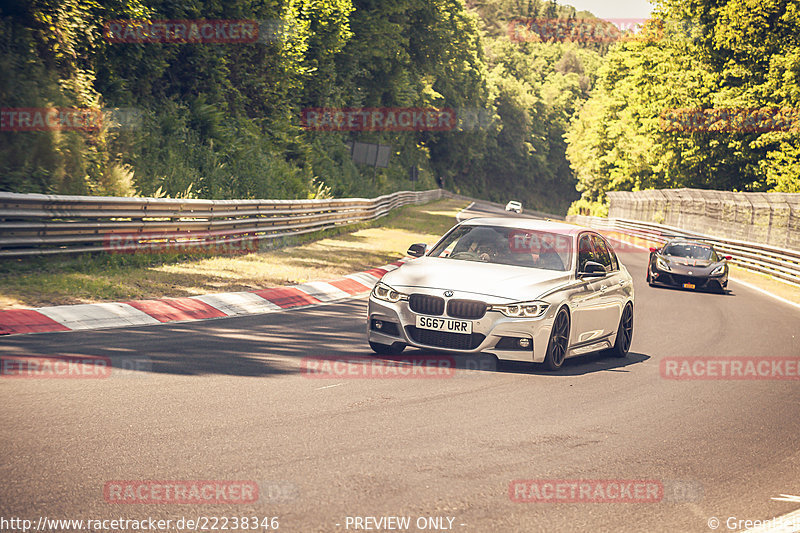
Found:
[646,269,655,286]
[543,308,570,371]
[607,303,633,358]
[369,341,405,355]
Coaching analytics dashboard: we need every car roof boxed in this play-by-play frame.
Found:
[460,216,583,235]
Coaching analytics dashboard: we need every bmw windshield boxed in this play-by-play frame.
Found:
[428,225,572,271]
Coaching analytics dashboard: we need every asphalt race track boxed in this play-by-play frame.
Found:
[1,203,799,533]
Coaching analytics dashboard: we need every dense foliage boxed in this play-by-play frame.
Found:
[567,0,800,205]
[0,0,605,212]
[10,0,792,213]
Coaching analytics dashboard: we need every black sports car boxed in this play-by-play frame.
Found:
[647,239,731,292]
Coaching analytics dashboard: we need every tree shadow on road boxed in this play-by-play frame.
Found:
[0,299,377,377]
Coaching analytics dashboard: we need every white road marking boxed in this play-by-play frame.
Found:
[315,383,343,390]
[772,494,800,503]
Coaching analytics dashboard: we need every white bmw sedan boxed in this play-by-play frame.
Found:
[367,218,634,370]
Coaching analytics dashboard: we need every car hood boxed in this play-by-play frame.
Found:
[382,257,573,302]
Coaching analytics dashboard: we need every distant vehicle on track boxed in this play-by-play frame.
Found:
[504,200,523,214]
[646,239,731,293]
[367,217,634,370]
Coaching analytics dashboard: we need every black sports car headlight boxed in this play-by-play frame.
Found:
[710,264,725,276]
[371,282,407,303]
[656,256,671,271]
[490,301,549,318]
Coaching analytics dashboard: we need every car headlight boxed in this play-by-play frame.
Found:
[490,301,549,318]
[656,256,671,271]
[371,282,407,303]
[711,264,725,276]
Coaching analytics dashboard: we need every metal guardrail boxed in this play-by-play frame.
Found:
[568,214,800,287]
[0,189,443,257]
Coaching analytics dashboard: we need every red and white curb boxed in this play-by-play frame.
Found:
[0,262,404,336]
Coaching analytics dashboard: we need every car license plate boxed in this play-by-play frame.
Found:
[683,282,696,289]
[415,315,472,334]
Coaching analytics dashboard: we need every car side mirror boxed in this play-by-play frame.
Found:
[579,261,607,278]
[649,247,658,253]
[724,255,732,261]
[407,243,427,258]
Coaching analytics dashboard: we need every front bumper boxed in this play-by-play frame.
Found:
[367,291,557,363]
[650,268,727,290]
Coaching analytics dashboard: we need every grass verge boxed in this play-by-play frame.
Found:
[0,198,469,309]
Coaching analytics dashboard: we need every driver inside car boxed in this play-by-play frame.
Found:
[475,240,497,262]
[447,228,512,263]
[460,234,505,262]
[530,239,565,270]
